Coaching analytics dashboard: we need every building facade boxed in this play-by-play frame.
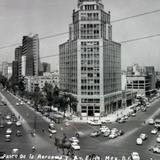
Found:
[2,62,12,80]
[15,46,22,81]
[22,34,40,76]
[41,62,51,73]
[12,61,19,83]
[59,0,122,117]
[126,64,156,96]
[25,76,55,92]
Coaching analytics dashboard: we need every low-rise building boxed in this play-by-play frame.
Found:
[126,64,156,96]
[25,76,55,92]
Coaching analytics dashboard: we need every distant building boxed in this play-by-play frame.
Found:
[59,0,122,116]
[2,62,12,80]
[15,46,22,81]
[2,61,8,78]
[43,70,59,87]
[41,62,51,73]
[22,34,40,76]
[126,64,156,96]
[25,76,55,92]
[12,61,19,83]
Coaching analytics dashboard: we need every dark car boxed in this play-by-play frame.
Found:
[16,130,23,137]
[118,130,124,136]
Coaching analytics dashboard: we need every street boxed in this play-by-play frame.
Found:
[1,88,160,159]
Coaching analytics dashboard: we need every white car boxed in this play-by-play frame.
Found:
[149,145,160,153]
[6,121,13,125]
[27,101,31,105]
[148,119,154,125]
[71,142,80,150]
[131,113,136,117]
[5,134,11,142]
[48,128,57,134]
[6,128,12,134]
[16,102,20,106]
[99,126,110,133]
[5,115,11,120]
[69,137,79,143]
[87,120,101,126]
[64,122,70,127]
[20,101,24,105]
[151,128,158,134]
[131,152,140,160]
[16,121,22,127]
[109,133,117,139]
[157,137,160,143]
[139,133,147,140]
[136,138,143,145]
[111,128,119,134]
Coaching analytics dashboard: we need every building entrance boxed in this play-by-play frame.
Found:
[88,106,94,116]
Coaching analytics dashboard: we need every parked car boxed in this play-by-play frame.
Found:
[118,118,126,123]
[5,134,11,142]
[156,136,160,143]
[69,137,79,143]
[16,121,22,127]
[148,119,155,125]
[118,130,124,136]
[16,102,20,106]
[6,120,12,125]
[87,120,102,126]
[109,133,118,139]
[16,130,23,137]
[90,131,101,137]
[5,115,11,120]
[103,131,110,137]
[131,152,140,160]
[6,128,12,134]
[71,142,80,150]
[149,145,160,153]
[139,133,147,140]
[151,128,158,134]
[99,126,110,133]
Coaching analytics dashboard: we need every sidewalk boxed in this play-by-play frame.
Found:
[70,103,137,123]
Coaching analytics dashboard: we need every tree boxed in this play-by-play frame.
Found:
[42,83,54,106]
[58,95,69,117]
[67,94,78,113]
[18,77,26,97]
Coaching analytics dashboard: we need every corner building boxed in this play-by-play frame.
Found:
[59,0,122,117]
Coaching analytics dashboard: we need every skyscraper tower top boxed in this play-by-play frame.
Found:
[77,0,104,9]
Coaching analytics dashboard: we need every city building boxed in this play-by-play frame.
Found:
[22,33,40,76]
[15,46,22,81]
[59,0,122,117]
[126,64,156,96]
[12,61,19,83]
[43,70,59,87]
[25,76,55,92]
[2,61,12,80]
[41,62,51,73]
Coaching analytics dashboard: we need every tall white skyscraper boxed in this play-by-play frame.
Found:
[59,0,122,117]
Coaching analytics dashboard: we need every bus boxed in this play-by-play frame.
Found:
[154,119,160,129]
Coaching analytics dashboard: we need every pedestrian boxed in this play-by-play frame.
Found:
[42,128,45,133]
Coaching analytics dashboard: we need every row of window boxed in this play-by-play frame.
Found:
[81,79,100,84]
[81,85,100,90]
[81,91,100,95]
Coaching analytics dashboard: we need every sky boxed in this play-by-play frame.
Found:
[0,0,160,71]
